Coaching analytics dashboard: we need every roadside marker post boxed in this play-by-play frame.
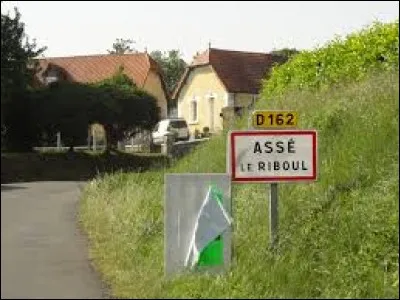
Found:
[164,174,232,276]
[229,110,317,250]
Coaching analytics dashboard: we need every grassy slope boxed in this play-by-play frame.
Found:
[79,69,399,298]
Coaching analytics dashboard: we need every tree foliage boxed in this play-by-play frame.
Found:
[262,20,399,100]
[270,48,300,60]
[91,68,159,151]
[31,82,94,150]
[1,6,46,101]
[32,67,159,152]
[1,5,46,151]
[150,49,187,93]
[107,38,136,54]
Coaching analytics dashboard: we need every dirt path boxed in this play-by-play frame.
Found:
[1,181,107,299]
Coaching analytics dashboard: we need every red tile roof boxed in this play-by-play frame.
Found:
[172,48,287,99]
[35,52,164,89]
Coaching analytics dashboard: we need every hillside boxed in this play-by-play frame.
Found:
[79,68,399,298]
[79,21,399,298]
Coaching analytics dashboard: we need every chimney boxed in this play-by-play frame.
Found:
[193,51,200,59]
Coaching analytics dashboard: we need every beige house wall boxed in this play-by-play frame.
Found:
[177,65,228,135]
[143,70,169,119]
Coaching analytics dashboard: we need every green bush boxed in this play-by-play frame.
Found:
[194,129,202,139]
[262,20,399,100]
[202,126,210,137]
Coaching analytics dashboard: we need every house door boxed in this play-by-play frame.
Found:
[209,97,215,132]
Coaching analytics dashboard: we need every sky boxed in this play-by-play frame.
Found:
[1,1,399,62]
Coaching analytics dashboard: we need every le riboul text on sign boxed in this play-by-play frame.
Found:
[229,130,317,182]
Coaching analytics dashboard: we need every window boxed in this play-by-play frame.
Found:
[190,98,198,123]
[169,121,178,129]
[169,120,187,130]
[168,107,177,118]
[248,94,258,109]
[225,93,234,107]
[44,69,59,85]
[45,76,58,84]
[177,120,188,128]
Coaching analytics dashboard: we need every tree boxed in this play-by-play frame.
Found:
[32,82,94,151]
[1,5,47,151]
[91,68,159,152]
[1,7,46,101]
[32,67,159,153]
[97,65,137,88]
[150,49,187,93]
[107,38,136,54]
[270,48,300,60]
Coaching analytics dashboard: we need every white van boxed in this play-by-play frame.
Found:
[152,118,190,145]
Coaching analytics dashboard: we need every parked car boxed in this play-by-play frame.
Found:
[152,118,190,145]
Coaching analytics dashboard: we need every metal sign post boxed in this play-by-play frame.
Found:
[249,111,280,250]
[269,182,278,250]
[250,110,284,250]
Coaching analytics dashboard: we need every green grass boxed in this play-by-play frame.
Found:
[79,69,399,298]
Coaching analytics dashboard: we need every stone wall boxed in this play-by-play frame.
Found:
[163,137,210,159]
[221,106,248,129]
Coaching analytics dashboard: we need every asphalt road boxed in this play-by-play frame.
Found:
[1,181,107,299]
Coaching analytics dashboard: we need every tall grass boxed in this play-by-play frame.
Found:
[79,69,399,298]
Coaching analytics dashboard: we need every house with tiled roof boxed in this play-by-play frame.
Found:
[172,48,287,135]
[34,52,169,119]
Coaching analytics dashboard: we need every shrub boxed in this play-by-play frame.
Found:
[194,129,202,139]
[262,20,399,100]
[202,126,210,137]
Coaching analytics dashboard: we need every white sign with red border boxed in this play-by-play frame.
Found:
[228,130,318,183]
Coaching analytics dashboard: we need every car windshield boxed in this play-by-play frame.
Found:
[170,120,187,128]
[154,120,185,132]
[154,121,169,132]
[177,120,187,128]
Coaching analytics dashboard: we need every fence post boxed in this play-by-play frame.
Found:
[93,133,97,151]
[56,132,61,150]
[162,133,175,157]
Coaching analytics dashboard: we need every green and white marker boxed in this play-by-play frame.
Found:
[185,184,232,268]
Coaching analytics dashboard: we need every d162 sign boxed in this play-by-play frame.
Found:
[228,130,318,183]
[252,110,298,128]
